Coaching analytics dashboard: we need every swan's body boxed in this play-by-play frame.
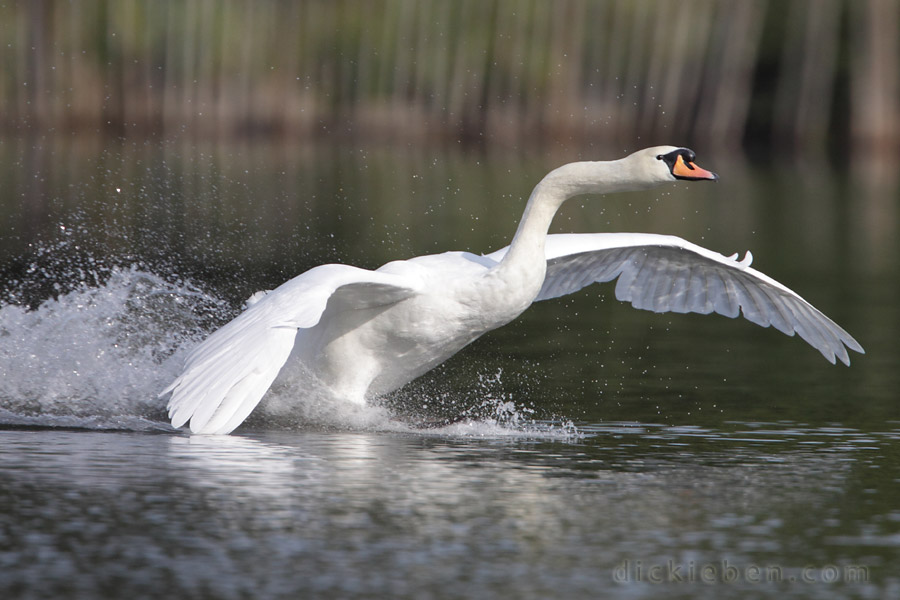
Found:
[162,147,864,434]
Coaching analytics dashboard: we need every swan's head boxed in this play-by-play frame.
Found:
[631,146,719,184]
[537,146,718,198]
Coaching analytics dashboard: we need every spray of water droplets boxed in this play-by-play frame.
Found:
[1,240,578,439]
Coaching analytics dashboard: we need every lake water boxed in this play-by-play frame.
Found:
[1,136,898,598]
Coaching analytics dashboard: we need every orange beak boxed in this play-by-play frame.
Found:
[673,154,718,181]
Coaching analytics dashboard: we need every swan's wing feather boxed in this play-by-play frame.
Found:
[527,233,863,365]
[162,264,419,434]
[320,281,419,315]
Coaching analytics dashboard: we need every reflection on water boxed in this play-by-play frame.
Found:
[1,424,897,599]
[3,136,899,281]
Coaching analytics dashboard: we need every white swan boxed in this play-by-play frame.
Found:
[162,146,864,434]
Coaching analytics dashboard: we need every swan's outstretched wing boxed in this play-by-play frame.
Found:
[488,233,864,365]
[162,264,419,434]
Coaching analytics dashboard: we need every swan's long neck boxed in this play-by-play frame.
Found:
[499,159,657,279]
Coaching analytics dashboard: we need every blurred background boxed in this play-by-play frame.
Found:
[1,0,899,154]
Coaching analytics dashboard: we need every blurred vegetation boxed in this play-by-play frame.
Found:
[0,0,898,153]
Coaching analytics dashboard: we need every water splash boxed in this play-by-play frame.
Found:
[376,367,582,439]
[0,266,230,431]
[0,258,577,438]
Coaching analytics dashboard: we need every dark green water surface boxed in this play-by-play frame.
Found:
[0,137,897,598]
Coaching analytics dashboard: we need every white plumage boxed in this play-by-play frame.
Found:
[162,146,863,434]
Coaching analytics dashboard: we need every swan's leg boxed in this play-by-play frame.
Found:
[312,349,379,406]
[327,377,373,407]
